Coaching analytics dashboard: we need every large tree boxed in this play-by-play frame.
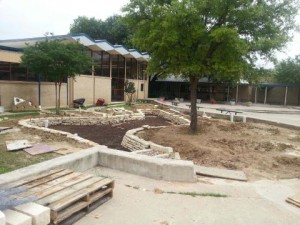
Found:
[70,15,130,46]
[21,38,91,114]
[124,0,299,132]
[275,55,300,84]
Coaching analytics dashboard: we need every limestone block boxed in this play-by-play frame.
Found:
[4,209,32,225]
[0,211,5,225]
[14,203,50,225]
[150,143,173,153]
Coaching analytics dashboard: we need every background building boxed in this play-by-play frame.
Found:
[0,34,149,110]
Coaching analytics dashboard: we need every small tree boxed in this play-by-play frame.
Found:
[21,38,91,114]
[124,80,136,105]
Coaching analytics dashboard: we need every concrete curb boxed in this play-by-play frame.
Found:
[0,147,100,185]
[97,147,195,182]
[0,146,196,186]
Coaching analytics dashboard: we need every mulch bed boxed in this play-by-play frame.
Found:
[50,116,171,151]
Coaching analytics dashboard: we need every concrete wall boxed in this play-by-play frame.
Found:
[127,79,149,101]
[40,82,67,108]
[0,146,196,186]
[73,75,112,105]
[267,87,285,105]
[0,50,21,63]
[239,85,252,102]
[73,76,148,105]
[287,88,299,105]
[97,146,195,182]
[0,81,67,109]
[73,75,94,105]
[95,77,111,103]
[251,86,300,106]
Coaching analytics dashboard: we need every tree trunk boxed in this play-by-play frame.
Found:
[55,83,59,115]
[190,75,198,133]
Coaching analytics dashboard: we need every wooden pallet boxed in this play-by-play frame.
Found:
[10,168,114,225]
[286,193,300,208]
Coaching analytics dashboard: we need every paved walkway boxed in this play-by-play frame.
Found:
[75,101,300,225]
[162,100,300,127]
[76,167,300,225]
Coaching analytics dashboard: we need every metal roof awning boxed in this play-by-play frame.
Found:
[0,33,149,62]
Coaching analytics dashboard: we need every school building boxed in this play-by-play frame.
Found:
[149,77,300,106]
[0,34,149,110]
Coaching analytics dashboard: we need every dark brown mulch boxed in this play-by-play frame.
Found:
[50,116,170,151]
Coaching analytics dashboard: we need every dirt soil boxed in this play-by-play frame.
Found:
[51,116,171,151]
[138,117,300,180]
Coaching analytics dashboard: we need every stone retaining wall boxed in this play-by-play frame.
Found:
[121,109,189,152]
[18,110,145,147]
[121,125,174,152]
[121,127,151,151]
[26,110,145,127]
[144,109,190,125]
[121,125,174,155]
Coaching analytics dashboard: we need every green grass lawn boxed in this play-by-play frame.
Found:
[0,113,59,175]
[0,133,59,174]
[0,112,40,120]
[0,148,58,174]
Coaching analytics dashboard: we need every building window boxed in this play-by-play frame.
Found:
[142,63,147,80]
[0,61,11,80]
[112,55,125,79]
[141,83,144,92]
[93,51,110,77]
[81,49,92,75]
[126,58,137,79]
[0,61,39,82]
[11,63,28,81]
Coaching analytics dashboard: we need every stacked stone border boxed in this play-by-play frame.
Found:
[18,108,190,151]
[18,109,145,147]
[121,125,173,152]
[121,109,189,157]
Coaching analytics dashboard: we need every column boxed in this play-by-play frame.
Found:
[254,86,257,104]
[284,86,288,106]
[264,86,268,104]
[235,84,239,103]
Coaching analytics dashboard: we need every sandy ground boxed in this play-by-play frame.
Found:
[138,117,300,180]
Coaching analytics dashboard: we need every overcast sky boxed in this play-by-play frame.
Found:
[0,0,299,63]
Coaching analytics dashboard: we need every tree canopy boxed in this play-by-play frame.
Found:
[123,0,299,132]
[275,55,300,84]
[21,38,91,114]
[70,15,130,46]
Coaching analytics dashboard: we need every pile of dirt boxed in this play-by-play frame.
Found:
[138,118,300,180]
